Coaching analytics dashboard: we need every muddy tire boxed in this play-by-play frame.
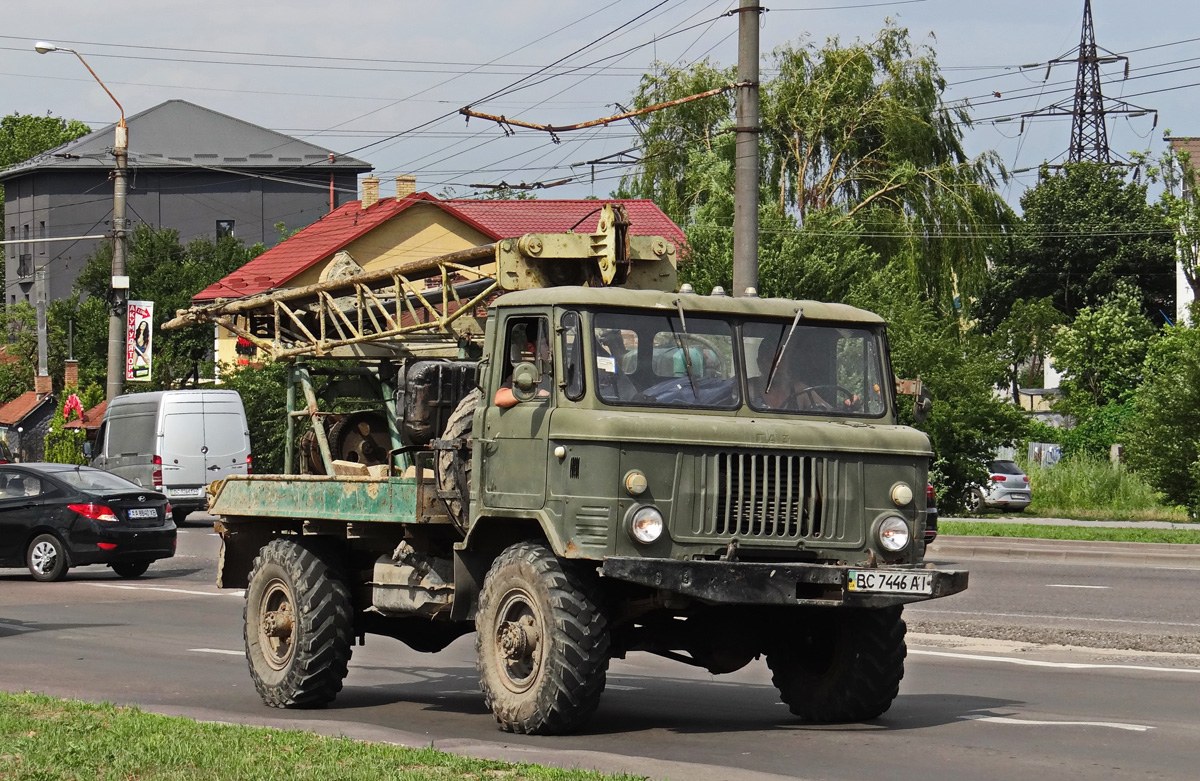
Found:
[244,538,353,708]
[476,541,609,735]
[766,606,906,723]
[437,388,481,533]
[27,533,69,582]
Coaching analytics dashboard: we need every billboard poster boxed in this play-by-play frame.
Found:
[126,300,153,381]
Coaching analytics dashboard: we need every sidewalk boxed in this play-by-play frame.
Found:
[934,516,1200,565]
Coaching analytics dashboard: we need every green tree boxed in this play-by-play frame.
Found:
[1052,286,1157,413]
[0,302,73,404]
[982,162,1174,328]
[72,226,265,390]
[43,383,102,465]
[217,360,296,475]
[989,297,1063,402]
[1137,142,1200,308]
[0,112,91,234]
[1123,312,1200,513]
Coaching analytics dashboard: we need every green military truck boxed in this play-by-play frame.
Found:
[168,205,966,735]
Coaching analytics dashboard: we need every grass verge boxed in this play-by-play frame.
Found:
[1019,453,1189,523]
[0,691,639,781]
[940,521,1200,544]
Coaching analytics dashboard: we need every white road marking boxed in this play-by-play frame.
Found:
[85,583,240,598]
[0,621,34,632]
[189,648,243,656]
[971,715,1152,732]
[909,608,1200,629]
[1046,584,1110,589]
[911,649,1200,674]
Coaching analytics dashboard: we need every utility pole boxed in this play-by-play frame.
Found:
[36,42,128,401]
[109,123,129,401]
[733,0,761,297]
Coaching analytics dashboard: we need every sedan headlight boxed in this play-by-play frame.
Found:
[878,516,910,552]
[628,505,664,544]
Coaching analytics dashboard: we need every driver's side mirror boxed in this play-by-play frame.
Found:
[510,362,540,402]
[913,386,933,424]
[82,442,93,459]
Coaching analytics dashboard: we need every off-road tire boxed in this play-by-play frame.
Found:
[437,388,481,533]
[111,561,151,579]
[27,533,69,582]
[244,538,353,708]
[766,606,906,723]
[476,541,609,735]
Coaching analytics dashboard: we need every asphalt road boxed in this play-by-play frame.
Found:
[1,521,1199,780]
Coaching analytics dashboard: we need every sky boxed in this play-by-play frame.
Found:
[4,0,1198,209]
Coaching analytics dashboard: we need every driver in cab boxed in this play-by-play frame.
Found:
[751,345,838,412]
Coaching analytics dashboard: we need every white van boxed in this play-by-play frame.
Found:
[92,390,252,523]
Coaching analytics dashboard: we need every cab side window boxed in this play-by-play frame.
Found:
[498,317,553,396]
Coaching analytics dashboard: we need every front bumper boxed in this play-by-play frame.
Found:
[600,557,968,608]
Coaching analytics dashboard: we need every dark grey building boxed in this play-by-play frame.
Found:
[1,100,372,304]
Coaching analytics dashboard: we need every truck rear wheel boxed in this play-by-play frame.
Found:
[437,388,480,533]
[766,606,906,723]
[244,538,353,708]
[476,541,609,735]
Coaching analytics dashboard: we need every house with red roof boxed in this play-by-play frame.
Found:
[197,176,685,366]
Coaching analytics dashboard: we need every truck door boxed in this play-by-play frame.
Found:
[480,315,552,510]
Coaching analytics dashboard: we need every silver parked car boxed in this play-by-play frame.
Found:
[966,459,1032,513]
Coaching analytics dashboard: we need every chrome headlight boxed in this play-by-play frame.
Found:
[628,505,664,544]
[878,516,910,552]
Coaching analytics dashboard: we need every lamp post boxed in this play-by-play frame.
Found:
[35,42,128,401]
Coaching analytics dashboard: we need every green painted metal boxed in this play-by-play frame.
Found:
[210,475,419,523]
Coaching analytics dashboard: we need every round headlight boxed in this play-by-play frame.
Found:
[624,470,648,496]
[890,482,913,507]
[878,516,910,552]
[628,506,664,543]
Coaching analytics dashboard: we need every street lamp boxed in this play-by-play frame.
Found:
[35,41,128,402]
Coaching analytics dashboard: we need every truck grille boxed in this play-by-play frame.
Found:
[700,452,851,541]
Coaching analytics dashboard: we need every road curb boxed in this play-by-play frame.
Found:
[931,535,1200,567]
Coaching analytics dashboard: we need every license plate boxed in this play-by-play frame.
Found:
[170,487,201,497]
[127,508,159,519]
[848,570,933,595]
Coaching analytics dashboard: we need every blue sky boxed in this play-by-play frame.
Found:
[4,1,1196,208]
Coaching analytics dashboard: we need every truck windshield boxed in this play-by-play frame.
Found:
[744,320,888,417]
[593,312,739,408]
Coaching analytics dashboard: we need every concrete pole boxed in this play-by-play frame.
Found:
[733,0,761,297]
[106,123,129,401]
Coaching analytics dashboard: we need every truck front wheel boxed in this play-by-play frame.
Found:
[244,538,353,708]
[766,606,906,723]
[476,541,609,734]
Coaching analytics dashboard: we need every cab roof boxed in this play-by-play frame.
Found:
[492,287,885,324]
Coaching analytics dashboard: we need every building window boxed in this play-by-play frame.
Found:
[216,220,235,239]
[7,227,13,259]
[39,221,46,255]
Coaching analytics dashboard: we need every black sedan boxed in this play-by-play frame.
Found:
[0,463,176,582]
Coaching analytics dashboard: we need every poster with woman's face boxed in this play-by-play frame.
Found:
[126,300,154,381]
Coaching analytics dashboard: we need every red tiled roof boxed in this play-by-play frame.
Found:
[0,392,52,426]
[194,194,685,302]
[64,400,107,430]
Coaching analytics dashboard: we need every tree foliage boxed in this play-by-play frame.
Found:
[982,162,1174,328]
[217,360,291,474]
[70,226,265,390]
[989,296,1063,402]
[1138,142,1200,308]
[1123,314,1200,513]
[0,302,73,404]
[0,112,91,233]
[43,383,104,465]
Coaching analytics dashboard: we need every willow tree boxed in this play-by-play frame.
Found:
[616,22,1011,309]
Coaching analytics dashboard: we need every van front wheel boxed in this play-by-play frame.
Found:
[172,507,191,525]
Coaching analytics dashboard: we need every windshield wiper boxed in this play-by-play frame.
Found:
[764,306,804,394]
[671,299,701,402]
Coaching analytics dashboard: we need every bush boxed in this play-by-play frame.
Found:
[1023,452,1185,521]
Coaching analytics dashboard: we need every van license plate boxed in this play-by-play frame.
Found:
[847,570,933,595]
[171,488,201,497]
[127,508,158,519]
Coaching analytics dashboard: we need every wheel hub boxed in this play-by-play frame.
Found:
[259,579,296,671]
[498,615,539,661]
[494,593,543,692]
[31,542,57,574]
